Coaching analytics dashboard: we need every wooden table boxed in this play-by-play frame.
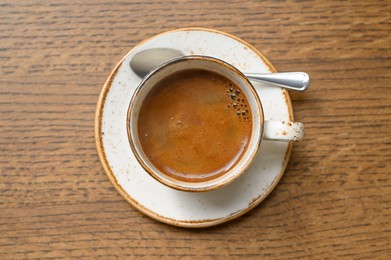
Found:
[1,0,390,258]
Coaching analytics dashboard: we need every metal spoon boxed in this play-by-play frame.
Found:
[129,48,310,91]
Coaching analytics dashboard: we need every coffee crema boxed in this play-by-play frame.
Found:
[138,69,252,183]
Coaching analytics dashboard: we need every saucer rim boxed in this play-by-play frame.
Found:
[94,27,293,228]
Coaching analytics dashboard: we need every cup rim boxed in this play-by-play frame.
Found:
[127,55,264,192]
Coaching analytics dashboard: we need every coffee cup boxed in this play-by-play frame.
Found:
[127,56,303,192]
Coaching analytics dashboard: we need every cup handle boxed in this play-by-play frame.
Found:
[263,120,304,142]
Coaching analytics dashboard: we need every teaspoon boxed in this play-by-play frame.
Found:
[129,48,310,91]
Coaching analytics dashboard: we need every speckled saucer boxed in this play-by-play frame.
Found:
[95,28,294,228]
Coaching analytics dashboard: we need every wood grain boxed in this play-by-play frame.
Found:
[1,0,390,258]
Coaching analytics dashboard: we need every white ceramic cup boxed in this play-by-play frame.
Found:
[127,56,304,192]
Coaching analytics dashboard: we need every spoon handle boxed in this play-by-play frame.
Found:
[244,72,310,91]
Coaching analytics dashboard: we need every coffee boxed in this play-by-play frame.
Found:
[138,69,252,183]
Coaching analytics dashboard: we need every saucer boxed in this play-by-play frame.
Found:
[95,28,294,228]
